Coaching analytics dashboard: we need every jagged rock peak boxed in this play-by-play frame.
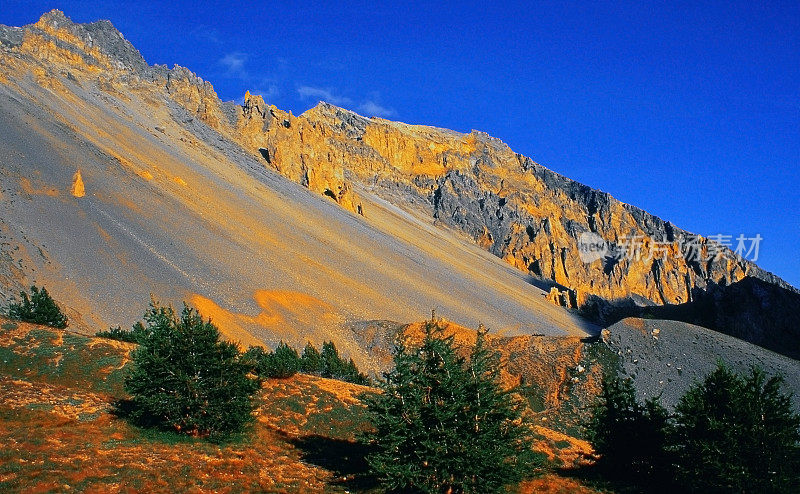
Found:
[244,90,267,107]
[36,9,70,26]
[303,100,363,119]
[5,9,148,72]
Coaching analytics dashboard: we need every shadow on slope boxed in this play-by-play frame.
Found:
[289,434,379,491]
[582,277,800,360]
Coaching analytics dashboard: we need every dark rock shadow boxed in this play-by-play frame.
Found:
[556,464,675,494]
[110,398,136,419]
[581,277,800,361]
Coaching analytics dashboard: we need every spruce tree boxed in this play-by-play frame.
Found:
[363,321,540,493]
[673,363,800,493]
[300,342,323,373]
[123,301,260,438]
[7,285,68,328]
[587,375,671,486]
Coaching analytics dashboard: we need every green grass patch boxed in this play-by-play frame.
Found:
[1,321,19,331]
[0,328,129,396]
[554,439,572,449]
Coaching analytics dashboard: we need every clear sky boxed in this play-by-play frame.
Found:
[3,1,799,287]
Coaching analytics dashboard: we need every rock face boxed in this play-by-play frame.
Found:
[0,10,796,320]
[247,105,793,310]
[604,278,800,360]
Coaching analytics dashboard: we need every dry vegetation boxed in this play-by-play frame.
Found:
[0,317,600,492]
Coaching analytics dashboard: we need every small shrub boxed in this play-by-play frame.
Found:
[95,322,146,343]
[6,285,68,328]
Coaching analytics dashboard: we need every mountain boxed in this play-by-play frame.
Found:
[0,10,594,366]
[3,10,800,493]
[0,10,797,361]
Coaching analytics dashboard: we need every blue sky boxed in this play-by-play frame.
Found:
[3,1,799,287]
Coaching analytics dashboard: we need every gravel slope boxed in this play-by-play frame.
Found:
[604,318,800,409]
[0,73,595,365]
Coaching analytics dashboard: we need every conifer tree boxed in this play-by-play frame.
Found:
[123,301,260,438]
[7,285,68,328]
[264,341,301,378]
[587,375,671,485]
[673,363,800,493]
[363,321,540,493]
[96,321,147,343]
[320,340,346,379]
[343,357,371,386]
[242,345,270,375]
[300,342,323,373]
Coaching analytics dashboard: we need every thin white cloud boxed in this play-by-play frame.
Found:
[250,85,279,101]
[359,100,396,117]
[297,86,352,106]
[219,52,247,74]
[192,26,221,44]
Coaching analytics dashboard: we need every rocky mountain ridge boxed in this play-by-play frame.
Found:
[0,9,599,353]
[0,11,796,349]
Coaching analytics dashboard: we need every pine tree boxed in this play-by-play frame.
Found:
[300,342,322,373]
[7,285,68,328]
[123,301,260,438]
[673,363,800,493]
[587,375,672,486]
[264,341,301,378]
[363,321,540,493]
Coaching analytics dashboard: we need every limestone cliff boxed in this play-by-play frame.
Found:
[229,101,795,313]
[1,10,794,317]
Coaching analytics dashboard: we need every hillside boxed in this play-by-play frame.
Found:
[3,314,795,491]
[603,317,800,409]
[1,9,798,494]
[353,316,800,434]
[0,10,797,360]
[0,318,598,492]
[0,10,597,363]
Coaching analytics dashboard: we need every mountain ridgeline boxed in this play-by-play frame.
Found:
[1,11,797,357]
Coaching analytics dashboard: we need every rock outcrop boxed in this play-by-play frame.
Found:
[227,99,795,313]
[1,10,795,318]
[70,170,84,197]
